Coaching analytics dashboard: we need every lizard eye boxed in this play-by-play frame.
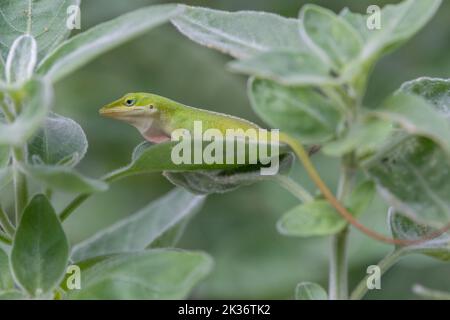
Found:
[124,98,136,107]
[149,104,155,110]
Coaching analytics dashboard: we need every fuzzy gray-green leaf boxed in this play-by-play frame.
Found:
[24,164,108,193]
[367,136,450,227]
[249,78,341,144]
[413,284,450,300]
[323,117,393,157]
[341,0,441,63]
[300,4,362,70]
[370,94,450,156]
[389,210,450,261]
[171,5,305,59]
[0,247,14,291]
[11,195,69,297]
[28,112,87,167]
[0,166,12,191]
[67,249,213,299]
[365,93,450,226]
[229,51,336,86]
[71,188,205,262]
[400,77,450,114]
[0,55,4,80]
[0,145,9,167]
[164,153,293,195]
[38,4,183,82]
[0,78,53,146]
[0,0,81,60]
[0,290,25,300]
[5,35,37,84]
[278,181,374,237]
[295,282,327,300]
[0,140,8,187]
[111,138,284,182]
[277,200,344,237]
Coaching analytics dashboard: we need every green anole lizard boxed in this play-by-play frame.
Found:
[99,92,438,245]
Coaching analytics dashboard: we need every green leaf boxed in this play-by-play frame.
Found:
[413,284,450,300]
[0,0,80,60]
[110,138,285,181]
[67,249,213,299]
[323,116,393,157]
[0,145,9,167]
[0,119,11,189]
[248,78,341,144]
[400,77,450,113]
[11,194,69,297]
[341,0,441,63]
[370,94,450,156]
[229,50,336,86]
[389,210,450,261]
[71,188,205,262]
[171,5,305,59]
[0,78,53,146]
[347,180,376,217]
[0,290,25,300]
[24,164,108,194]
[0,54,4,80]
[5,35,37,84]
[149,218,190,249]
[277,200,341,237]
[125,140,228,173]
[0,167,12,190]
[339,8,372,43]
[163,153,293,195]
[278,181,374,237]
[367,135,450,227]
[0,247,14,290]
[299,4,362,70]
[365,93,450,226]
[0,141,11,189]
[28,112,87,167]
[37,4,183,83]
[295,282,327,300]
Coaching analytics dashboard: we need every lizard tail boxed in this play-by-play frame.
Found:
[279,132,449,246]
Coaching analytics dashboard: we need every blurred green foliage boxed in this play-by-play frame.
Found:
[49,0,450,299]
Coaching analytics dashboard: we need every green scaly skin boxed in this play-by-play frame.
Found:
[99,93,261,143]
[100,92,425,245]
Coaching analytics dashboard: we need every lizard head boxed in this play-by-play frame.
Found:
[99,92,161,121]
[99,92,180,143]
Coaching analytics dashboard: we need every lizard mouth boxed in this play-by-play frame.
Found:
[99,106,145,118]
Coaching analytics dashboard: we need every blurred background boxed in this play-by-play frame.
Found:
[50,0,450,299]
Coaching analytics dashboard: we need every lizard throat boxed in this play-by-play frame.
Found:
[131,117,170,144]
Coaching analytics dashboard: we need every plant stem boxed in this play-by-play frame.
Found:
[322,86,352,118]
[59,194,89,221]
[274,175,314,203]
[329,227,349,299]
[0,230,12,245]
[283,132,409,245]
[0,206,15,236]
[350,249,404,300]
[0,100,15,123]
[328,155,356,300]
[3,94,29,225]
[12,147,28,224]
[59,168,127,221]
